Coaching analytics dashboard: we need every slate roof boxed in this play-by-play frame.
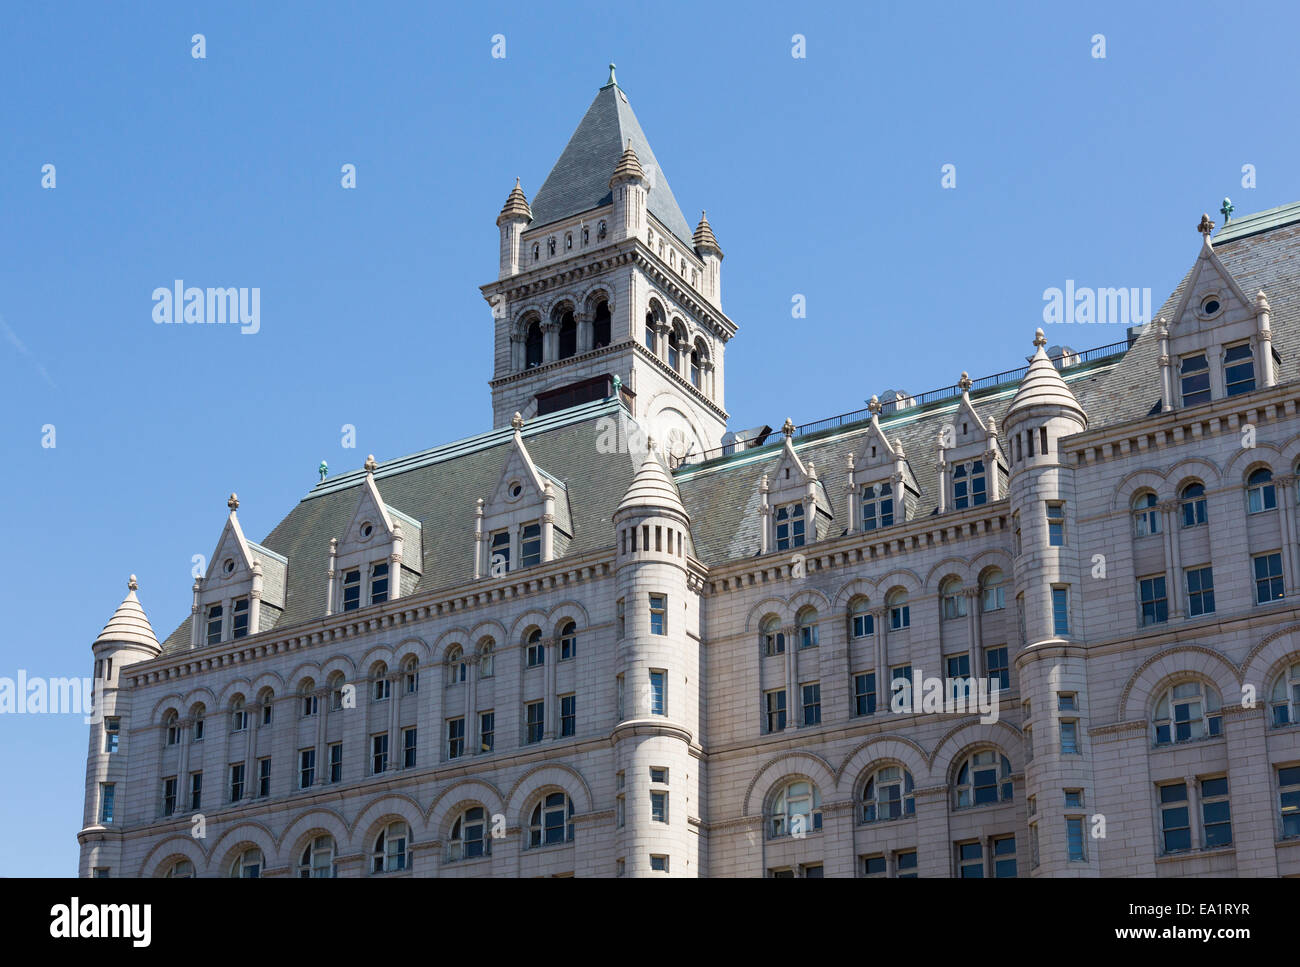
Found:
[155,204,1300,654]
[528,81,695,246]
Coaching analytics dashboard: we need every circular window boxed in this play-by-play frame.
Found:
[360,523,373,539]
[222,559,235,575]
[508,482,523,500]
[1202,297,1221,316]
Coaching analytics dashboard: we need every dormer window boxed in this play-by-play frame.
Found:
[489,530,511,575]
[1180,353,1210,406]
[342,569,361,611]
[231,597,250,639]
[370,562,389,605]
[952,460,987,509]
[1225,342,1256,396]
[860,482,894,530]
[774,502,805,550]
[521,522,542,567]
[205,604,223,645]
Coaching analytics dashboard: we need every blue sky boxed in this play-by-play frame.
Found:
[2,0,1298,876]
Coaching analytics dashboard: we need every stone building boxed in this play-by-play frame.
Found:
[80,71,1300,877]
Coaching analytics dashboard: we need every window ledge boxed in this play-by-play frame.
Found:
[1155,844,1235,863]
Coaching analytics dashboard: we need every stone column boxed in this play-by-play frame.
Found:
[1277,475,1299,594]
[871,608,889,704]
[1158,500,1183,619]
[314,689,328,785]
[467,657,480,756]
[783,626,798,727]
[1222,704,1280,875]
[965,587,983,684]
[387,673,400,771]
[544,638,558,739]
[575,310,592,354]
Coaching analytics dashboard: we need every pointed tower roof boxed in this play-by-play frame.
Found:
[617,441,688,518]
[1006,329,1087,424]
[497,178,533,224]
[529,68,694,244]
[609,139,646,184]
[693,210,722,256]
[94,575,161,653]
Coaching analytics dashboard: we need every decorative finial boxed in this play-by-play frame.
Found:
[958,371,972,393]
[867,394,882,415]
[511,412,524,431]
[318,460,328,482]
[1198,213,1215,238]
[1033,327,1048,348]
[128,574,138,591]
[607,62,617,86]
[227,492,239,512]
[781,417,796,438]
[1220,197,1234,224]
[646,435,657,453]
[987,417,997,436]
[364,454,378,474]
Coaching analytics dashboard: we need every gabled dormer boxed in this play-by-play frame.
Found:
[757,420,833,554]
[190,493,287,648]
[1157,216,1278,412]
[325,455,423,615]
[936,374,1007,513]
[474,414,573,578]
[845,397,920,533]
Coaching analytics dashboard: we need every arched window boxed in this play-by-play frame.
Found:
[690,342,703,389]
[299,835,335,878]
[761,615,785,656]
[478,638,495,679]
[256,688,274,726]
[667,325,684,372]
[862,765,915,823]
[769,780,821,838]
[559,620,577,660]
[165,859,194,878]
[981,568,1005,612]
[525,321,543,369]
[1247,468,1277,513]
[557,309,577,359]
[449,806,489,861]
[1132,492,1160,537]
[164,711,179,746]
[1180,482,1207,527]
[644,311,657,350]
[1271,662,1300,727]
[529,792,573,847]
[797,608,819,648]
[1153,681,1222,745]
[301,679,318,717]
[592,300,611,349]
[446,646,466,684]
[954,750,1013,808]
[888,589,910,630]
[525,628,545,667]
[372,821,408,873]
[403,657,419,694]
[849,597,873,639]
[191,705,206,742]
[531,242,539,262]
[230,695,247,733]
[860,481,894,530]
[941,577,966,620]
[229,847,262,878]
[326,673,344,712]
[371,663,390,702]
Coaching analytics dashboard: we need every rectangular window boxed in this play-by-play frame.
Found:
[258,757,271,797]
[560,624,576,660]
[953,460,987,509]
[616,598,625,638]
[992,834,1017,878]
[852,610,874,638]
[526,637,545,667]
[402,727,417,768]
[985,647,1009,691]
[1159,782,1191,853]
[765,689,787,733]
[446,718,464,759]
[1066,816,1086,861]
[616,675,625,720]
[1280,765,1300,838]
[103,716,120,754]
[93,868,110,878]
[946,654,971,697]
[1224,342,1256,396]
[801,682,821,726]
[1201,776,1232,847]
[229,763,244,802]
[800,621,819,649]
[479,712,495,753]
[206,603,223,645]
[774,502,806,550]
[371,733,389,774]
[854,672,877,716]
[162,777,177,817]
[560,694,576,736]
[957,841,984,878]
[219,594,242,634]
[861,482,894,530]
[299,749,315,789]
[1139,575,1169,626]
[99,783,116,824]
[328,743,342,783]
[489,530,510,574]
[895,850,918,878]
[1186,566,1216,617]
[1058,692,1077,711]
[650,671,667,716]
[370,562,389,605]
[525,701,544,744]
[891,665,913,711]
[1046,502,1065,546]
[651,790,668,823]
[1051,587,1069,636]
[650,767,668,784]
[189,771,202,811]
[342,569,361,611]
[800,864,824,879]
[649,594,667,635]
[862,854,887,877]
[1180,352,1210,406]
[521,522,542,567]
[1064,788,1084,809]
[1254,552,1285,604]
[1060,719,1079,755]
[650,855,668,873]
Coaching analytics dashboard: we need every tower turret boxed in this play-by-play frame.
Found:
[608,138,648,244]
[692,210,723,306]
[496,178,533,278]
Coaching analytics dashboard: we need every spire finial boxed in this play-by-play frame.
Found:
[958,371,972,393]
[227,492,239,512]
[364,454,378,474]
[318,460,328,482]
[128,574,138,591]
[1198,213,1215,239]
[607,62,617,87]
[867,394,882,415]
[781,417,796,438]
[1220,197,1234,225]
[1033,328,1048,348]
[511,412,524,432]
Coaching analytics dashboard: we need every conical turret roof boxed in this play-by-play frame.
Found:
[497,178,533,224]
[617,443,687,518]
[609,139,646,185]
[94,575,161,652]
[1006,329,1087,424]
[693,210,722,255]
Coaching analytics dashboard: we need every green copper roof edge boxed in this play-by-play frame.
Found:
[1214,200,1300,244]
